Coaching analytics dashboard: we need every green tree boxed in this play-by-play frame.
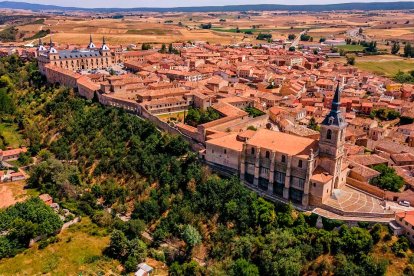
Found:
[231,258,259,276]
[300,34,312,41]
[0,198,62,257]
[17,152,32,166]
[160,43,167,53]
[391,42,400,55]
[404,43,413,58]
[346,55,356,66]
[0,88,15,115]
[371,164,404,192]
[308,117,319,131]
[141,43,152,50]
[170,261,203,275]
[107,230,129,260]
[339,226,373,254]
[182,224,202,250]
[128,238,147,264]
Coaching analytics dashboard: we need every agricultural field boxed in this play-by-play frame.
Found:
[337,44,366,52]
[355,58,414,76]
[2,10,414,46]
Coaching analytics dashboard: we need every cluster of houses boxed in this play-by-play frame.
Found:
[0,147,27,183]
[3,36,414,224]
[30,38,414,215]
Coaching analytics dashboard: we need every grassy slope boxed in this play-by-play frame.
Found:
[0,218,120,275]
[356,59,414,76]
[0,122,25,148]
[371,229,412,275]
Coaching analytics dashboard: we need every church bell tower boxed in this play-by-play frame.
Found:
[318,82,347,191]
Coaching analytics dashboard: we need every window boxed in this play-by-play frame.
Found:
[275,172,285,184]
[299,178,304,185]
[298,160,303,168]
[327,129,332,140]
[281,155,286,163]
[261,167,269,175]
[224,149,227,154]
[251,148,255,155]
[266,151,270,159]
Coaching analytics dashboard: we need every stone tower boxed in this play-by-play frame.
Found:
[318,82,347,192]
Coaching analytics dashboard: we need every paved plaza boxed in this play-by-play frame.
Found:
[324,185,389,214]
[314,185,414,221]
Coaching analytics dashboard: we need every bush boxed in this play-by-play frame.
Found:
[38,236,60,249]
[322,217,343,231]
[383,233,392,242]
[83,255,101,264]
[392,236,410,257]
[231,258,259,276]
[124,255,139,272]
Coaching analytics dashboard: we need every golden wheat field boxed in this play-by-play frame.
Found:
[2,10,414,46]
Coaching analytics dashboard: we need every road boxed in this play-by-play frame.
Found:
[292,30,307,48]
[347,27,370,41]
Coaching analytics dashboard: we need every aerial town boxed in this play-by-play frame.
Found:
[34,35,414,214]
[0,2,414,276]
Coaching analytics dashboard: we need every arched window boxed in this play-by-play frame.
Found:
[251,148,255,155]
[327,129,332,140]
[266,151,270,159]
[281,155,286,163]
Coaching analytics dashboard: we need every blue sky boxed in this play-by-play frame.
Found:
[11,0,414,8]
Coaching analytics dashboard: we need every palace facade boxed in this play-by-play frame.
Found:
[37,36,123,74]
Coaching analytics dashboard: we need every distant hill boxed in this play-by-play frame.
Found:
[1,1,414,12]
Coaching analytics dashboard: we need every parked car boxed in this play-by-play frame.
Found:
[399,200,411,207]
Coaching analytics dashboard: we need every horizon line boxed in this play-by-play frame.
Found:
[2,0,414,10]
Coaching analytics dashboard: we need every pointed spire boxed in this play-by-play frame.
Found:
[49,36,53,47]
[321,80,346,127]
[90,34,93,43]
[331,81,341,112]
[102,36,106,45]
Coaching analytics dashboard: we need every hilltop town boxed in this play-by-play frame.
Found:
[27,35,414,222]
[2,4,414,275]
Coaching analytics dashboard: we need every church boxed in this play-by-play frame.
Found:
[205,83,349,207]
[37,36,123,74]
